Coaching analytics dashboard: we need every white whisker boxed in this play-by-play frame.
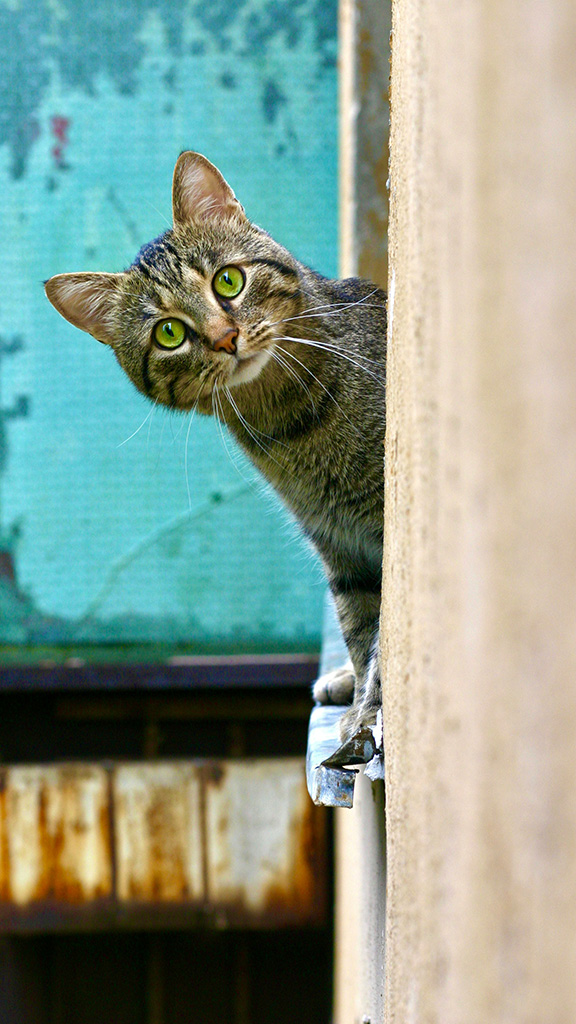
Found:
[212,381,250,484]
[171,415,187,444]
[289,337,384,367]
[145,200,172,228]
[294,292,381,317]
[269,288,383,327]
[154,409,170,470]
[278,335,386,389]
[184,413,195,510]
[274,329,383,366]
[183,372,209,509]
[147,400,156,451]
[279,346,364,437]
[117,400,157,448]
[272,347,318,421]
[224,385,287,471]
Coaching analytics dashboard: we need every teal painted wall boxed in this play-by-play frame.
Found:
[0,0,337,655]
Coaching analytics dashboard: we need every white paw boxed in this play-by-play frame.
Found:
[312,662,355,705]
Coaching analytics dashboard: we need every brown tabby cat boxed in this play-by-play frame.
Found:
[45,152,386,739]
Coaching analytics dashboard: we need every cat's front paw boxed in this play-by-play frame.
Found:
[312,662,355,705]
[338,653,381,740]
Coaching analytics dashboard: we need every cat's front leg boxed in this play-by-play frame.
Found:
[329,587,381,740]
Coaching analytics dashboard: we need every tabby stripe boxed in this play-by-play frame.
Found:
[267,288,300,302]
[139,237,180,266]
[141,350,154,397]
[338,486,384,507]
[136,259,174,292]
[275,387,335,441]
[293,378,343,438]
[136,261,161,285]
[162,250,183,276]
[244,258,298,278]
[341,619,379,650]
[166,377,178,408]
[184,254,208,275]
[162,240,182,262]
[330,569,381,595]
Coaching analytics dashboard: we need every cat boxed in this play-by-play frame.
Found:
[44,151,386,741]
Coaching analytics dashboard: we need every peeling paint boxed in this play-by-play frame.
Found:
[262,79,287,124]
[0,0,337,178]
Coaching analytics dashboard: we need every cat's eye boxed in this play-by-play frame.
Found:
[154,318,187,349]
[213,265,245,299]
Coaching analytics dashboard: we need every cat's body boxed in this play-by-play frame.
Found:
[45,152,386,737]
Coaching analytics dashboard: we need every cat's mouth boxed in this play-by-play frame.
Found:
[228,348,272,387]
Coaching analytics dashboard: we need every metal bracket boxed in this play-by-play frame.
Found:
[306,705,357,807]
[306,707,384,807]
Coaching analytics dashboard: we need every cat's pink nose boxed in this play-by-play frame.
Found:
[212,328,239,354]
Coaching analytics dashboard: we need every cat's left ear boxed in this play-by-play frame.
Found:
[45,272,123,345]
[172,151,245,226]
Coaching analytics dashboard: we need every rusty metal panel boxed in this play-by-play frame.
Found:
[0,765,112,906]
[205,759,319,914]
[0,758,326,931]
[113,763,203,903]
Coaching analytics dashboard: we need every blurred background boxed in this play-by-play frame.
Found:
[0,2,343,1021]
[0,0,338,654]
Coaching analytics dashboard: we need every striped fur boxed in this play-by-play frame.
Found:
[45,152,387,738]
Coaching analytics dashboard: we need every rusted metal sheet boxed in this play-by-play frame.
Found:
[0,765,112,906]
[0,758,326,932]
[114,763,203,903]
[204,759,320,914]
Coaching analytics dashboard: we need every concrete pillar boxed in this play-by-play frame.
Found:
[384,1,576,1022]
[334,2,389,1022]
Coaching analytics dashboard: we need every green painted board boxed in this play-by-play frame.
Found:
[0,0,337,657]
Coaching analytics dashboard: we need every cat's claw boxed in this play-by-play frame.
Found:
[312,662,356,705]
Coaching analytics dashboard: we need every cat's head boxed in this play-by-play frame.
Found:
[45,152,304,412]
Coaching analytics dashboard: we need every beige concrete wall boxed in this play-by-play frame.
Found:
[384,1,576,1022]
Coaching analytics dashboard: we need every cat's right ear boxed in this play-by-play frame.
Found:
[172,151,245,226]
[44,272,122,345]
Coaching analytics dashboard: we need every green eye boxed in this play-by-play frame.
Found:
[154,318,187,349]
[213,265,245,299]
